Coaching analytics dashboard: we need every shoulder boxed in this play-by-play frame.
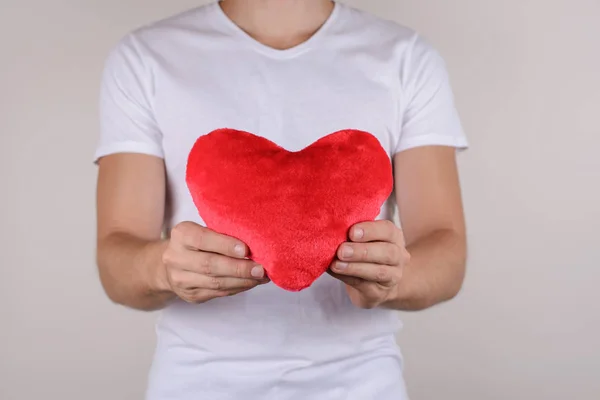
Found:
[132,4,216,44]
[336,4,443,68]
[335,4,418,49]
[104,4,217,67]
[338,4,416,40]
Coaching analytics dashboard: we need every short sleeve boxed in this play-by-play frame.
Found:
[94,34,164,163]
[395,35,468,154]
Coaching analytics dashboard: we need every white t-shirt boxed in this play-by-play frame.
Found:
[95,2,468,399]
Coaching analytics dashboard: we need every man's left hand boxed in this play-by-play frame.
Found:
[329,220,411,309]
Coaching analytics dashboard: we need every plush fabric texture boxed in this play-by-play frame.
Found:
[186,128,393,291]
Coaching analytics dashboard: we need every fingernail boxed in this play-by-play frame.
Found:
[336,261,349,270]
[234,244,246,257]
[251,265,264,278]
[342,245,354,259]
[353,228,364,240]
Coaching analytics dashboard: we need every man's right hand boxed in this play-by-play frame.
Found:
[161,222,269,304]
[97,154,266,310]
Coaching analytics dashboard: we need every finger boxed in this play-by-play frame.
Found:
[203,275,267,291]
[179,288,253,304]
[185,252,267,280]
[172,222,248,258]
[349,220,400,243]
[330,261,398,286]
[327,269,365,288]
[170,270,267,291]
[337,241,402,265]
[327,270,385,308]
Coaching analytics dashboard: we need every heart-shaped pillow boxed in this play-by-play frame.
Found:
[186,128,393,291]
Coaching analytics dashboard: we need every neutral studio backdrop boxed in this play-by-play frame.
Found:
[1,0,599,399]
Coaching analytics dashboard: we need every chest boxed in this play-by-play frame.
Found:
[152,49,400,172]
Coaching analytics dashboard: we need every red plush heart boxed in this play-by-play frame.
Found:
[186,128,393,291]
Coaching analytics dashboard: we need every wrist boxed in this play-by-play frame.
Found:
[381,263,429,310]
[381,283,408,310]
[145,239,173,295]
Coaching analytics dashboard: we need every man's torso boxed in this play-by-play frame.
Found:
[106,3,418,399]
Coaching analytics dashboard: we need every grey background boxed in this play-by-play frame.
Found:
[1,0,599,399]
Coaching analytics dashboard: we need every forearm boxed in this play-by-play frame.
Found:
[97,232,176,311]
[384,229,467,311]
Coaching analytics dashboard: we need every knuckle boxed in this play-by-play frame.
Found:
[403,250,412,264]
[381,250,394,265]
[170,225,182,241]
[174,222,206,248]
[172,222,190,240]
[200,254,214,275]
[234,261,246,278]
[383,219,395,231]
[183,288,218,303]
[388,221,403,243]
[191,295,209,304]
[361,245,369,260]
[161,248,174,267]
[192,227,206,248]
[179,290,198,304]
[209,277,223,290]
[170,272,184,287]
[376,267,390,282]
[384,273,399,287]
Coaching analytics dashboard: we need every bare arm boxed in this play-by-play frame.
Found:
[96,153,174,311]
[389,145,467,310]
[96,153,269,312]
[329,146,466,311]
